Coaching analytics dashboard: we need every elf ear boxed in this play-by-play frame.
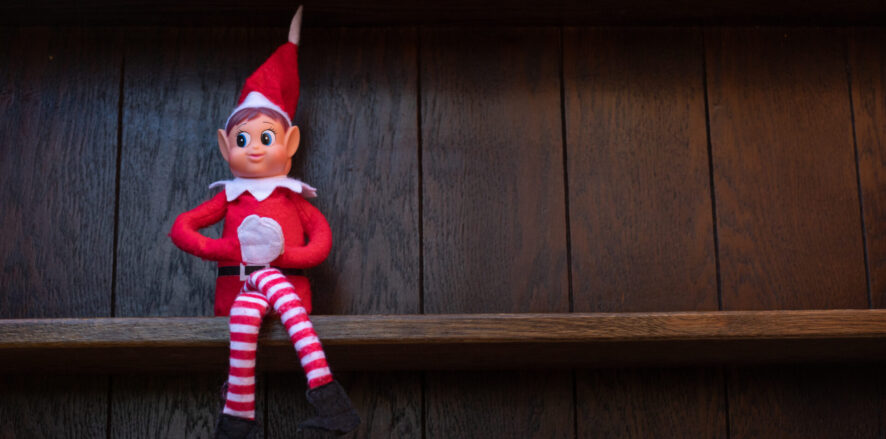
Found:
[285,125,300,158]
[217,129,231,163]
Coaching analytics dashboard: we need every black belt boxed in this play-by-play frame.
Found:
[217,266,304,277]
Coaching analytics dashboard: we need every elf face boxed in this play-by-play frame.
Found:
[217,113,301,178]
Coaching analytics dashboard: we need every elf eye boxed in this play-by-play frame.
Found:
[236,132,250,148]
[261,130,275,146]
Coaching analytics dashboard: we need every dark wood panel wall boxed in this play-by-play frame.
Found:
[1,25,884,438]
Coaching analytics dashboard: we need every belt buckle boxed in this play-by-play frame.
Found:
[239,263,270,282]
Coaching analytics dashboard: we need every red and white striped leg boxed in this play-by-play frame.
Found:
[222,291,269,419]
[247,268,334,389]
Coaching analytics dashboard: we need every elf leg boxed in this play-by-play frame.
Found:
[222,291,269,419]
[215,291,268,439]
[246,268,360,434]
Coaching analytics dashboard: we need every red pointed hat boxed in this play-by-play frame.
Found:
[225,9,302,129]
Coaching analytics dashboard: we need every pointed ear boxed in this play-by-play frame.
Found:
[217,129,230,163]
[285,125,300,158]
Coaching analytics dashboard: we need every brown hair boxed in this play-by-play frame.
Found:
[225,107,290,134]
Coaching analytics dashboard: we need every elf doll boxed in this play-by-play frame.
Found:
[169,7,360,438]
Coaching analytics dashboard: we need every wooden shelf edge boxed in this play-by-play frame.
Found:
[2,310,886,372]
[3,1,886,26]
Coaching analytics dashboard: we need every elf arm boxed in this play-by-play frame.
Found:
[275,193,332,268]
[169,191,240,261]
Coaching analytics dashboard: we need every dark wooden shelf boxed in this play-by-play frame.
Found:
[2,310,886,373]
[3,0,886,26]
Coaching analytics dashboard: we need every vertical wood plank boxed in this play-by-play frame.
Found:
[116,27,276,317]
[291,27,421,316]
[706,27,874,438]
[111,26,280,438]
[0,27,119,318]
[577,368,726,439]
[426,371,573,438]
[728,365,886,438]
[110,373,246,439]
[706,28,866,310]
[266,27,422,438]
[0,26,119,438]
[1,374,109,439]
[421,27,569,315]
[420,27,572,439]
[564,27,725,439]
[565,27,717,313]
[849,28,886,306]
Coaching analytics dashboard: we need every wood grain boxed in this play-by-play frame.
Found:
[565,27,716,313]
[110,373,245,439]
[116,27,277,317]
[267,27,421,438]
[421,27,568,314]
[706,28,867,310]
[728,365,886,438]
[289,27,420,316]
[0,27,119,318]
[419,26,571,439]
[849,29,886,307]
[577,368,726,439]
[111,26,280,439]
[0,26,119,439]
[564,28,724,439]
[706,27,871,439]
[3,23,885,439]
[426,371,573,438]
[0,374,109,438]
[9,310,886,348]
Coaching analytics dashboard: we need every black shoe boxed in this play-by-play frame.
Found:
[215,413,259,439]
[299,380,361,434]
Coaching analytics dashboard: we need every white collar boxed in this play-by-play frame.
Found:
[208,176,317,202]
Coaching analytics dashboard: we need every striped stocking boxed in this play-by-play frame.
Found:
[223,291,268,419]
[223,268,334,420]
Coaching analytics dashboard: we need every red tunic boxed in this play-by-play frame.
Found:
[170,187,332,316]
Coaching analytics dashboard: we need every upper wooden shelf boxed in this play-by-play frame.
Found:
[3,1,886,26]
[3,310,886,373]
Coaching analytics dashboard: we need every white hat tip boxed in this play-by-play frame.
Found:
[289,6,303,45]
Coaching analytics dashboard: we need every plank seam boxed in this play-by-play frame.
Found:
[421,371,428,439]
[110,44,125,318]
[843,28,874,309]
[561,29,578,439]
[263,371,268,438]
[416,27,428,439]
[571,368,578,439]
[723,367,732,439]
[106,375,113,439]
[701,29,724,311]
[558,26,575,314]
[416,26,425,316]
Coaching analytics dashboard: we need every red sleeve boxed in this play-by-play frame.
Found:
[169,191,240,262]
[276,194,332,268]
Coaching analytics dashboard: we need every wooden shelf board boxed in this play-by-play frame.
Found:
[3,1,886,26]
[2,310,886,372]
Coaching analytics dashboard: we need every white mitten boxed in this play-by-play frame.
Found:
[238,214,285,265]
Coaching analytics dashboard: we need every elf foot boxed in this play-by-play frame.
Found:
[299,380,361,434]
[215,414,259,439]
